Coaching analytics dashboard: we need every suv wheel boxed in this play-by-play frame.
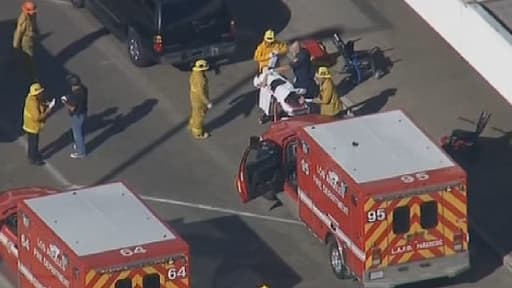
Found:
[127,32,152,67]
[70,0,84,8]
[328,237,351,279]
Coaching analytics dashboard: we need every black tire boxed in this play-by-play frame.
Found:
[327,237,351,279]
[70,0,84,8]
[127,30,152,67]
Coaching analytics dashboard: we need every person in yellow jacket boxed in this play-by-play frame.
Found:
[23,83,55,165]
[311,67,343,117]
[253,29,288,72]
[13,1,39,80]
[188,59,213,140]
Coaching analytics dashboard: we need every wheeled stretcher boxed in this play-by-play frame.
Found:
[253,69,310,122]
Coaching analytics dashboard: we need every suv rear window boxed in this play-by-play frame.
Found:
[393,206,410,234]
[420,201,438,229]
[161,0,211,23]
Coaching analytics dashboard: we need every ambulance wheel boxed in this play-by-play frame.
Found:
[328,237,351,279]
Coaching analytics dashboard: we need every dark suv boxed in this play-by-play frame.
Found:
[71,0,237,67]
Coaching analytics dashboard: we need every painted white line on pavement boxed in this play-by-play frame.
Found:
[14,135,74,187]
[41,0,72,6]
[0,121,74,188]
[141,196,305,225]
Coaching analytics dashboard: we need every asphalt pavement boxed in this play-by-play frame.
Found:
[1,0,512,287]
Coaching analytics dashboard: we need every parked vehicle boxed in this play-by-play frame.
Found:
[235,110,470,287]
[71,0,236,67]
[0,182,191,288]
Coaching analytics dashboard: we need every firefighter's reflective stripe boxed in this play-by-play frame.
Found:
[364,186,468,269]
[85,264,189,288]
[298,189,365,261]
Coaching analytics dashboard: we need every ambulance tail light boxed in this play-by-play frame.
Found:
[453,230,464,252]
[153,35,164,53]
[371,247,382,266]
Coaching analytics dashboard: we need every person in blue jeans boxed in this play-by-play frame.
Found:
[62,74,88,159]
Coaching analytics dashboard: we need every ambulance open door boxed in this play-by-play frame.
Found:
[235,137,283,203]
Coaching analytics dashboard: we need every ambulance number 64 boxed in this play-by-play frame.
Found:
[168,266,187,280]
[367,209,386,223]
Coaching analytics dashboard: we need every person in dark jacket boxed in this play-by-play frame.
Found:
[276,41,319,99]
[61,74,88,158]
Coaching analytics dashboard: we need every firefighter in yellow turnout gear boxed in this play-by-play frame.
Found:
[312,67,344,117]
[13,1,39,80]
[253,29,288,72]
[188,60,213,140]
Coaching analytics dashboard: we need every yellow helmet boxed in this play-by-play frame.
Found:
[315,66,331,78]
[192,59,209,71]
[29,82,45,96]
[264,29,275,43]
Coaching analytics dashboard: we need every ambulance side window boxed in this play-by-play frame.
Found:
[420,201,438,229]
[392,206,410,234]
[5,214,18,236]
[285,141,298,190]
[143,273,160,288]
[115,278,132,288]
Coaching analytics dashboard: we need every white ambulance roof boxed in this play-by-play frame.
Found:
[303,110,455,183]
[24,182,175,257]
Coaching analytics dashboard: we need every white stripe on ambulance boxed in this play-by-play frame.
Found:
[0,232,47,288]
[298,189,366,261]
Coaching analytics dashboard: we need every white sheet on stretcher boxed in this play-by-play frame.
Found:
[253,70,303,116]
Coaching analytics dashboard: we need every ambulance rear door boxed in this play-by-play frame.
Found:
[365,181,467,270]
[385,189,446,266]
[87,254,190,288]
[236,137,283,203]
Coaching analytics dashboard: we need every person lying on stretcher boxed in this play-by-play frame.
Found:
[253,67,310,124]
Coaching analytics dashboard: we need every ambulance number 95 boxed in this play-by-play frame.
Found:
[168,266,187,280]
[367,209,386,223]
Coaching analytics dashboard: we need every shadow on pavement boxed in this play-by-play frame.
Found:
[441,116,512,257]
[55,27,109,65]
[0,19,66,143]
[168,215,301,288]
[398,233,501,287]
[344,88,396,116]
[86,99,158,154]
[40,107,119,159]
[205,90,257,132]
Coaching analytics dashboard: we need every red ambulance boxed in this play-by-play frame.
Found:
[235,110,470,287]
[0,182,190,288]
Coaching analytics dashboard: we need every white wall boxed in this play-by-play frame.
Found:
[403,0,512,104]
